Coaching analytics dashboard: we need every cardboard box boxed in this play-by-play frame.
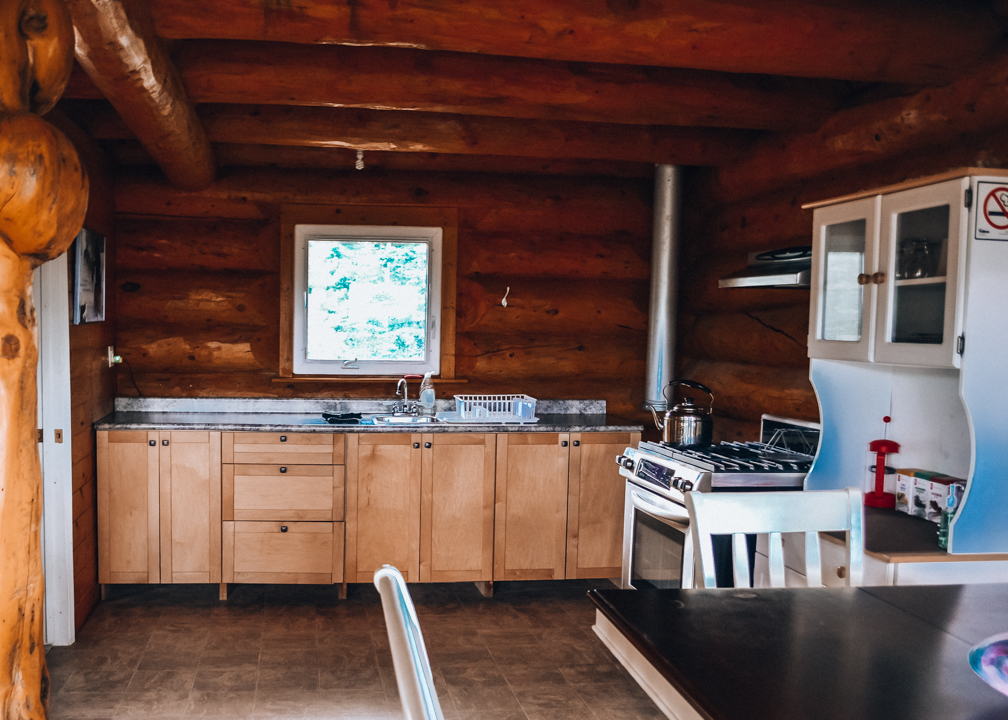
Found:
[911,480,930,519]
[927,475,967,523]
[894,472,915,514]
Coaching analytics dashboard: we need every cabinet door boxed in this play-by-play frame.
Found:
[97,430,160,584]
[809,196,880,361]
[345,434,421,583]
[566,432,639,579]
[875,177,969,367]
[493,434,569,581]
[420,433,496,582]
[159,431,222,583]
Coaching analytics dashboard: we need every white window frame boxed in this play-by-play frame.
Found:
[292,224,442,376]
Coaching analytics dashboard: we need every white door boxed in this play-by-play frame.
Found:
[874,178,969,367]
[808,196,881,362]
[34,255,76,646]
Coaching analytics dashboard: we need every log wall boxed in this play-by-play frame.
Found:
[112,168,653,423]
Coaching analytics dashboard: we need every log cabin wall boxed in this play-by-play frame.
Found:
[51,112,118,630]
[111,167,653,422]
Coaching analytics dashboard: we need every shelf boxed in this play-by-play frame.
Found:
[894,275,946,287]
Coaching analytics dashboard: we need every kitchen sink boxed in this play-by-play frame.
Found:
[369,414,444,424]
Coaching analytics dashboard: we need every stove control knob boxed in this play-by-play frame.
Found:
[616,455,634,470]
[679,480,694,493]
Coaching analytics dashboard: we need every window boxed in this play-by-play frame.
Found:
[292,224,442,375]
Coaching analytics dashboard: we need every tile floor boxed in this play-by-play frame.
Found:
[46,580,664,719]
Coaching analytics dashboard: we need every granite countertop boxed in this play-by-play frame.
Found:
[94,398,644,434]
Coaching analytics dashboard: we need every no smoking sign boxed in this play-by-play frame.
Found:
[975,182,1008,241]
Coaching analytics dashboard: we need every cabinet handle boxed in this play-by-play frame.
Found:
[162,439,169,446]
[872,272,886,285]
[837,566,846,579]
[280,467,287,473]
[149,440,156,447]
[413,442,420,448]
[425,442,431,448]
[573,440,580,447]
[561,440,568,447]
[280,525,288,533]
[280,435,287,442]
[857,273,871,286]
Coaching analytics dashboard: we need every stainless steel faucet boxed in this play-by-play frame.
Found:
[394,377,417,414]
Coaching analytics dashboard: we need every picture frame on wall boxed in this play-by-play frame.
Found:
[72,228,105,325]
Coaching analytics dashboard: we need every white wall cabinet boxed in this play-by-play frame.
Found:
[809,177,969,368]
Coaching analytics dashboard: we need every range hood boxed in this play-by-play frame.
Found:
[718,246,811,289]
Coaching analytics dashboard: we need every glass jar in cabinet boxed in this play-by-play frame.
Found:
[874,177,968,368]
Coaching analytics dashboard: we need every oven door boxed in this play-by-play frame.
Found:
[621,481,694,590]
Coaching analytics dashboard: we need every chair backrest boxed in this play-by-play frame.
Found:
[373,565,445,720]
[685,488,864,589]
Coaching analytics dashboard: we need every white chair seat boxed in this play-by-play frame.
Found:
[685,488,864,589]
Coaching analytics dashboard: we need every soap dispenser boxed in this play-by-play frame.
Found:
[419,372,435,415]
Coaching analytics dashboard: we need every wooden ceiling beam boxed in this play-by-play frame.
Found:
[146,0,1001,85]
[65,0,215,189]
[76,101,754,166]
[105,140,654,178]
[167,40,846,132]
[712,49,1008,203]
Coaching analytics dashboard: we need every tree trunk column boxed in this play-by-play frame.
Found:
[0,245,47,719]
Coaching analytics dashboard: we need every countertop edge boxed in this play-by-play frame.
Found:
[588,590,720,720]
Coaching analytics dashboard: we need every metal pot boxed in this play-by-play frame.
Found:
[649,380,714,448]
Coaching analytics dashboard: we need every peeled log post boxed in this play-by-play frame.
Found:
[0,1,89,717]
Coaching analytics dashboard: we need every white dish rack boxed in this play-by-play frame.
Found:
[453,394,538,423]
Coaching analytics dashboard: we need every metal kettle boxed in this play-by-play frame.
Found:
[650,380,715,448]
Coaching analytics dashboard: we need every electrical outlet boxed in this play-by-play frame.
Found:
[108,346,122,368]
[54,429,63,444]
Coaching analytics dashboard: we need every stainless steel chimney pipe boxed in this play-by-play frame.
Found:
[644,164,682,410]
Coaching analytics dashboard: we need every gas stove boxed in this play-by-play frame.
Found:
[616,438,816,503]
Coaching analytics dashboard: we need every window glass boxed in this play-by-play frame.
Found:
[820,219,865,342]
[307,240,429,362]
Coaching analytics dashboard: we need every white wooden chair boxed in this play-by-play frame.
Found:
[373,565,446,720]
[685,488,864,589]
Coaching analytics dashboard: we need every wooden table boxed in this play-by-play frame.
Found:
[590,584,1008,720]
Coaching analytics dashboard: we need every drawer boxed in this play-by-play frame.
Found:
[224,432,344,465]
[226,521,343,584]
[224,464,344,522]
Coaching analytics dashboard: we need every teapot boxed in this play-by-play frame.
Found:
[650,380,714,448]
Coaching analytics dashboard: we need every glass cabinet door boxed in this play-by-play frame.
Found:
[808,196,880,362]
[875,178,968,368]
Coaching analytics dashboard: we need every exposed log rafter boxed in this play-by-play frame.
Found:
[65,0,215,190]
[147,0,1002,85]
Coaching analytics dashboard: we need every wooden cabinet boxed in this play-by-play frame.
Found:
[565,432,639,579]
[97,431,160,584]
[345,433,422,583]
[159,431,222,583]
[493,433,570,581]
[420,434,496,582]
[221,433,345,585]
[97,430,221,584]
[809,176,969,368]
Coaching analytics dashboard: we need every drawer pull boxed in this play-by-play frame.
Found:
[413,442,420,448]
[162,439,169,446]
[280,525,288,533]
[280,467,287,473]
[573,440,580,447]
[837,566,846,579]
[561,440,568,447]
[425,442,431,448]
[149,440,156,447]
[280,435,287,442]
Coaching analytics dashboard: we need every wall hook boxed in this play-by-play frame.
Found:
[501,286,510,307]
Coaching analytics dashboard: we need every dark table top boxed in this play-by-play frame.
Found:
[590,584,1008,720]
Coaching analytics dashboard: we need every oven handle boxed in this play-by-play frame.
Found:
[630,489,690,522]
